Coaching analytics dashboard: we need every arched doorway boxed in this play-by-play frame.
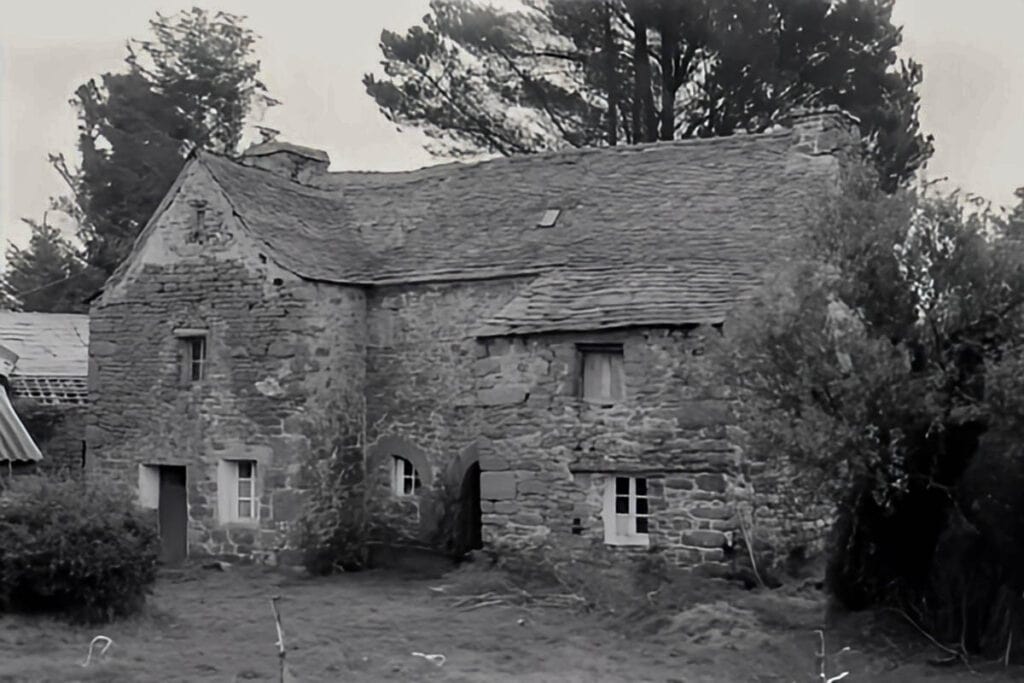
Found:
[457,462,482,553]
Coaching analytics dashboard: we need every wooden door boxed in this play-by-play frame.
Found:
[158,466,188,564]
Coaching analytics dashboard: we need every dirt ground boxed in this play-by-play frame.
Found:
[0,562,1021,682]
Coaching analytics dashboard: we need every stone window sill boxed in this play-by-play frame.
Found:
[604,534,650,548]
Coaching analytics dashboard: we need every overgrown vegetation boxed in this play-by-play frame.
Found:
[0,476,158,623]
[295,436,368,575]
[719,162,1024,660]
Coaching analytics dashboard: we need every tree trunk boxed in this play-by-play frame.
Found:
[657,17,678,141]
[630,10,658,142]
[603,2,618,146]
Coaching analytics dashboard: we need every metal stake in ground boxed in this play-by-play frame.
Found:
[270,596,297,682]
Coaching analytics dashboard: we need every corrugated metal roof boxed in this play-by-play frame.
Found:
[0,389,42,463]
[0,312,89,377]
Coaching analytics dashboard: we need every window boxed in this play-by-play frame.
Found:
[391,456,422,496]
[603,476,650,546]
[217,459,258,523]
[236,461,257,519]
[579,344,625,405]
[178,334,207,382]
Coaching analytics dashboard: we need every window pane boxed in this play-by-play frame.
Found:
[615,515,632,536]
[238,500,252,518]
[615,495,629,514]
[636,516,649,534]
[615,477,629,495]
[191,360,203,381]
[238,480,252,498]
[609,353,624,400]
[582,353,604,399]
[636,497,648,515]
[635,477,647,496]
[238,461,253,479]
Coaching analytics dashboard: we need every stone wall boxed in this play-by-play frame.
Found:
[88,160,365,563]
[363,279,526,547]
[470,327,754,574]
[36,406,86,477]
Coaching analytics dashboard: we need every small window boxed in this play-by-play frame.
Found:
[217,459,258,524]
[195,207,206,230]
[537,209,561,228]
[579,344,625,405]
[391,456,422,496]
[179,335,207,382]
[603,476,649,546]
[236,461,256,519]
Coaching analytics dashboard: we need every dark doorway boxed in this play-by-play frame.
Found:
[458,462,483,553]
[157,466,188,564]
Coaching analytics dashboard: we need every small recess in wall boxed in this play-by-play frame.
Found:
[571,518,583,535]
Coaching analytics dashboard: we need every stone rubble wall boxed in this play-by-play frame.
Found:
[88,161,365,564]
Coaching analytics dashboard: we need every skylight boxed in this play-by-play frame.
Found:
[537,209,561,228]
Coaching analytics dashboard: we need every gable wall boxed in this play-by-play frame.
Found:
[88,162,366,563]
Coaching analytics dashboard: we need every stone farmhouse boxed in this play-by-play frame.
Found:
[87,107,855,568]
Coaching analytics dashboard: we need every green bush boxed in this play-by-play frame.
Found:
[0,476,159,623]
[295,443,367,575]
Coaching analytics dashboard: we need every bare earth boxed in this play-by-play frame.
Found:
[0,564,1020,682]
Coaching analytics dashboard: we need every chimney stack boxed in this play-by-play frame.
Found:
[784,105,861,155]
[239,141,330,184]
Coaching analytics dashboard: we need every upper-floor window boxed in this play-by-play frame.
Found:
[175,329,208,382]
[579,344,625,405]
[603,475,649,546]
[391,455,422,496]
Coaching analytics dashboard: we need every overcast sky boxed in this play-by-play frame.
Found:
[1,1,1022,252]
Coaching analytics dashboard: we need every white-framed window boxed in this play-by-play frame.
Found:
[603,476,650,546]
[391,456,422,496]
[579,344,625,405]
[217,459,259,524]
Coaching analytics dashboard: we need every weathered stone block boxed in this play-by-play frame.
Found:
[517,479,547,495]
[681,530,726,548]
[479,454,509,471]
[476,386,528,406]
[695,473,726,493]
[493,501,517,514]
[480,471,516,500]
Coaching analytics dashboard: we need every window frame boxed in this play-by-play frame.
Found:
[217,458,259,525]
[577,343,626,406]
[235,460,257,520]
[175,330,208,383]
[603,475,650,547]
[391,455,422,497]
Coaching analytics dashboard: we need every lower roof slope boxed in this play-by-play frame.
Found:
[192,125,841,333]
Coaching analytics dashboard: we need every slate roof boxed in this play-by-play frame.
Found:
[0,313,89,405]
[196,125,840,335]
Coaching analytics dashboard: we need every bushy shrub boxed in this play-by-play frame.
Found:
[0,475,159,623]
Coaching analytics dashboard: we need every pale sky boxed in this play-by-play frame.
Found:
[1,0,1022,252]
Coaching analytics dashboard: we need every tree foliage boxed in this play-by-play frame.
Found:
[0,219,104,312]
[51,7,272,276]
[365,0,931,189]
[720,165,1024,657]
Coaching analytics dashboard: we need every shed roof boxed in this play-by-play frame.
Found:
[0,312,89,377]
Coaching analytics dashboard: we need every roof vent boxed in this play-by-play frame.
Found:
[537,209,561,228]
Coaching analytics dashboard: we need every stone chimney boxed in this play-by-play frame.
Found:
[784,105,861,155]
[239,141,330,184]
